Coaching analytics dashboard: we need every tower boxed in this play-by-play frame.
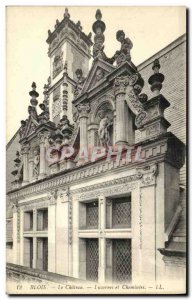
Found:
[46,8,93,124]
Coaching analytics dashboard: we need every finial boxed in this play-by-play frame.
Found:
[48,30,51,36]
[148,58,164,95]
[152,59,161,73]
[55,19,60,28]
[76,21,82,31]
[29,82,39,106]
[92,9,106,60]
[96,9,102,21]
[64,8,70,19]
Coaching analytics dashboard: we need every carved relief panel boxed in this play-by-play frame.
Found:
[52,49,63,79]
[52,86,61,121]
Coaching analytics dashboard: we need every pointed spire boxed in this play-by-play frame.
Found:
[29,82,39,106]
[148,59,165,96]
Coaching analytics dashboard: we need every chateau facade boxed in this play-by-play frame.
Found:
[6,8,186,289]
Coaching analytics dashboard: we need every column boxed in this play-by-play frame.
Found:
[98,195,106,283]
[77,103,91,149]
[48,190,56,272]
[113,76,129,145]
[21,144,30,186]
[38,132,46,180]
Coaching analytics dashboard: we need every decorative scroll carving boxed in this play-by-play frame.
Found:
[77,178,138,201]
[136,164,158,187]
[125,85,147,127]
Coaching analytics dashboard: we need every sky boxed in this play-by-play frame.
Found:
[6,6,186,142]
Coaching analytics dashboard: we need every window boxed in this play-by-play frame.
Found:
[112,197,131,228]
[24,211,33,231]
[106,196,131,229]
[37,208,48,231]
[86,201,98,229]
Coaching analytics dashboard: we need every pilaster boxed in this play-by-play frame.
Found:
[98,195,106,283]
[21,144,30,186]
[12,204,18,264]
[56,188,72,276]
[48,190,57,272]
[136,164,158,284]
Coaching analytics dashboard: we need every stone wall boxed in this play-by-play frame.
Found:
[137,34,186,186]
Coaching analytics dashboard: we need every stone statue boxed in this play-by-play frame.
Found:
[74,69,86,98]
[114,30,133,66]
[39,103,50,123]
[98,113,112,147]
[33,149,40,179]
[19,120,26,139]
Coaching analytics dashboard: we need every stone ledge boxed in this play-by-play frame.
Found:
[6,263,86,284]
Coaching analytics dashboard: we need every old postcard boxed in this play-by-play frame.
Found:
[6,6,187,295]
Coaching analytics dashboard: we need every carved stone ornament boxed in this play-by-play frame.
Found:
[113,76,129,96]
[12,203,18,213]
[53,50,63,79]
[125,84,147,127]
[21,144,30,155]
[136,164,158,187]
[98,114,112,147]
[58,187,70,202]
[95,68,104,82]
[77,102,91,118]
[113,74,147,128]
[48,190,57,205]
[74,69,86,98]
[114,30,133,66]
[33,148,40,179]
